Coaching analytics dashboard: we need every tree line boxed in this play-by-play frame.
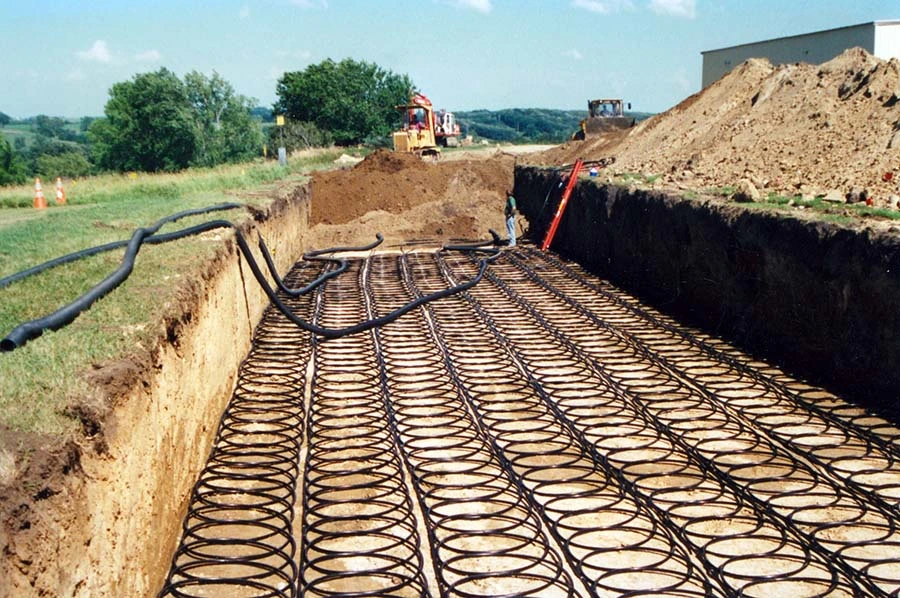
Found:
[1,58,651,186]
[455,107,655,143]
[1,59,414,185]
[0,68,265,184]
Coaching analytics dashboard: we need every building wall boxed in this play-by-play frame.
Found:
[874,22,900,59]
[702,23,876,88]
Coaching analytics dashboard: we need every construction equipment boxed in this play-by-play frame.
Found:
[393,93,461,158]
[572,99,635,140]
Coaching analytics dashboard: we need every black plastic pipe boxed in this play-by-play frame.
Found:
[231,226,502,339]
[2,219,501,350]
[0,203,242,289]
[258,233,384,297]
[1,206,241,351]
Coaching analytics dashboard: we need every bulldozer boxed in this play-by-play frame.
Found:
[393,93,461,158]
[572,99,635,140]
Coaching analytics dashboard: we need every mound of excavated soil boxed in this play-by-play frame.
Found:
[308,149,516,246]
[539,48,900,208]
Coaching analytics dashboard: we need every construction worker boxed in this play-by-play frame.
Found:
[505,190,517,247]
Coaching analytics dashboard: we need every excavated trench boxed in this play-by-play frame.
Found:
[156,168,900,597]
[9,163,899,597]
[515,167,900,420]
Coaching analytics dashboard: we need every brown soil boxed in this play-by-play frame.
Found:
[307,149,516,247]
[7,45,900,598]
[0,189,312,597]
[538,48,900,208]
[0,149,523,595]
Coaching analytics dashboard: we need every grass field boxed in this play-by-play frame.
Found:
[0,150,350,435]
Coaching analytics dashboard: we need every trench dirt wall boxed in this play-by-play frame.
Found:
[1,187,311,597]
[516,166,900,419]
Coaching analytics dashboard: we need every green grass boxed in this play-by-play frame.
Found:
[704,185,737,197]
[733,192,900,222]
[670,185,900,223]
[613,172,663,187]
[0,149,346,435]
[1,124,39,148]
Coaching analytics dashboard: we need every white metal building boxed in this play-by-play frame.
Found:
[701,20,900,88]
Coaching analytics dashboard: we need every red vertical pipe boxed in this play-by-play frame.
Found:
[541,159,583,252]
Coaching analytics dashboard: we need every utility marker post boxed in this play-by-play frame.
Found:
[276,115,287,166]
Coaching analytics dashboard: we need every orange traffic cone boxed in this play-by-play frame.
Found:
[55,177,66,205]
[33,178,47,209]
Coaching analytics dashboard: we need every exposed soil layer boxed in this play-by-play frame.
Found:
[308,150,516,246]
[6,45,900,598]
[538,48,900,208]
[0,188,311,597]
[0,149,523,597]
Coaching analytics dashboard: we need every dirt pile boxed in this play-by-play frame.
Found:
[308,149,516,247]
[540,48,900,207]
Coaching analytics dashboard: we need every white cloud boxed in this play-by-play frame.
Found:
[65,69,86,82]
[571,0,634,14]
[135,49,161,62]
[290,0,328,8]
[563,49,584,60]
[438,0,493,14]
[239,4,251,18]
[77,40,112,63]
[649,0,695,18]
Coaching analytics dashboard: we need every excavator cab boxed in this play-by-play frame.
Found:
[393,94,440,158]
[589,99,625,118]
[573,98,635,140]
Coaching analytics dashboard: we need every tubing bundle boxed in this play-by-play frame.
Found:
[1,205,502,351]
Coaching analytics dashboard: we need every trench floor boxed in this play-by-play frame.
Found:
[160,243,900,598]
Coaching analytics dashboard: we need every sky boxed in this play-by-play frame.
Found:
[2,0,898,119]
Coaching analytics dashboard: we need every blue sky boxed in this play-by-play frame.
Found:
[1,1,897,118]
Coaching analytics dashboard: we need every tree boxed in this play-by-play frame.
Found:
[266,120,332,153]
[0,111,12,126]
[35,115,68,139]
[36,152,92,178]
[275,58,413,145]
[183,70,263,167]
[251,106,274,123]
[89,68,197,172]
[0,137,27,185]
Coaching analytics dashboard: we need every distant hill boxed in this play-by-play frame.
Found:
[455,108,654,144]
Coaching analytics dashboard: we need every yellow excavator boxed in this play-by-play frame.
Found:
[573,99,635,140]
[392,93,461,158]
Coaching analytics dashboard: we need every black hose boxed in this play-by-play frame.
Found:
[302,233,385,258]
[258,233,384,297]
[0,203,242,289]
[3,220,502,350]
[232,226,501,339]
[441,229,501,251]
[1,218,238,351]
[2,200,506,350]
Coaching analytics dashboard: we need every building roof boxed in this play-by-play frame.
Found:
[701,20,900,55]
